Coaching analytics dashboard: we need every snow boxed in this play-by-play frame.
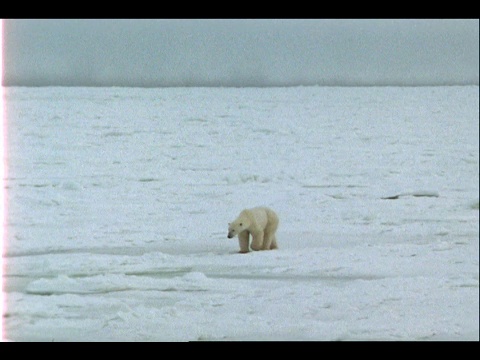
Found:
[3,85,479,341]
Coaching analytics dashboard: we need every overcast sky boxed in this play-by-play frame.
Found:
[2,19,479,87]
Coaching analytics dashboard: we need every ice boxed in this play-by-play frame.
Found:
[3,86,479,341]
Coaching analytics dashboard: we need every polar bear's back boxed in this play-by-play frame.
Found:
[244,206,278,230]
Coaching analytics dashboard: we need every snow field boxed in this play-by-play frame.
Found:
[3,86,479,341]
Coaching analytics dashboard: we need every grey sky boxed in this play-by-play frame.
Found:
[2,19,479,87]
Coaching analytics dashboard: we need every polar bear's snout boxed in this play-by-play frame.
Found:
[227,231,234,238]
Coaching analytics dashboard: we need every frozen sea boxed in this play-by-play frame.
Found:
[3,86,479,341]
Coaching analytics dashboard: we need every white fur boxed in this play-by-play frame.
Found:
[228,207,279,253]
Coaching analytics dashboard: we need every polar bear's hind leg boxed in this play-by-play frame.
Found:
[262,230,274,250]
[270,235,278,249]
[250,231,264,251]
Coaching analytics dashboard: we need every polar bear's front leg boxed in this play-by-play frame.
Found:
[250,231,264,251]
[238,231,250,253]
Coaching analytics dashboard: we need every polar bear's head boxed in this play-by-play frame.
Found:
[227,219,250,238]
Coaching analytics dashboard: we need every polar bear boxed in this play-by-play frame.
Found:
[227,207,279,253]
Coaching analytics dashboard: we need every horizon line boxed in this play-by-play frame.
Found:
[2,82,479,89]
